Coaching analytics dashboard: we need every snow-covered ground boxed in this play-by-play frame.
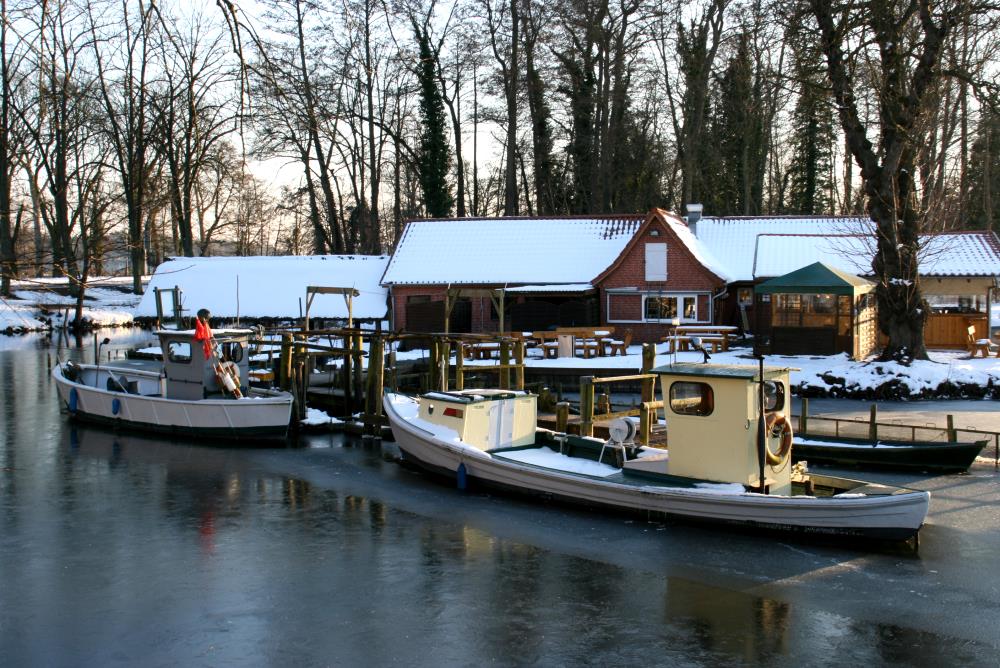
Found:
[1,277,142,333]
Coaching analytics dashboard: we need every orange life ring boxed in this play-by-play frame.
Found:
[765,413,793,466]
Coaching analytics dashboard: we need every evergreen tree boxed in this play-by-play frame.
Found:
[787,39,835,215]
[711,32,766,216]
[412,20,453,217]
[968,109,1000,231]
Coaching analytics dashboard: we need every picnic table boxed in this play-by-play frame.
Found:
[660,325,738,353]
[529,327,615,359]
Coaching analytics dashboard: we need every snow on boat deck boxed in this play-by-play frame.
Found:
[493,447,621,477]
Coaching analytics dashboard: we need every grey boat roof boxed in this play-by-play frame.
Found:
[652,362,794,381]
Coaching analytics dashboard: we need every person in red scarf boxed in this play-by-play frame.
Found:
[193,308,215,360]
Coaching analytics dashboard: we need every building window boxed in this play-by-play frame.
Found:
[645,243,667,281]
[643,295,697,322]
[670,381,714,416]
[738,287,753,305]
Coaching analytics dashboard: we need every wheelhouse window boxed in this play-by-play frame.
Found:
[669,381,714,416]
[763,380,785,412]
[167,341,191,363]
[644,295,697,322]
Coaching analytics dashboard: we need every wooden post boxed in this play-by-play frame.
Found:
[640,373,655,445]
[946,414,956,442]
[642,342,656,374]
[388,349,398,392]
[353,332,364,411]
[868,404,878,441]
[500,339,511,389]
[279,333,293,390]
[365,336,385,436]
[514,340,525,390]
[580,376,595,437]
[556,402,570,433]
[438,339,449,391]
[596,392,610,415]
[340,332,351,411]
[428,338,439,392]
[455,341,465,390]
[799,397,809,434]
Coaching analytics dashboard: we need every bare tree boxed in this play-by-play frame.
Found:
[806,0,990,360]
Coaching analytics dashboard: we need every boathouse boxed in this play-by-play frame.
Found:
[380,209,728,342]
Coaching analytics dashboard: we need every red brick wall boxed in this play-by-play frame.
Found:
[597,218,725,343]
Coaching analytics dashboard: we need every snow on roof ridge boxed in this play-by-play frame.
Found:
[406,213,645,223]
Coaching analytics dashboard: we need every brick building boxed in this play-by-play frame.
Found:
[380,209,727,342]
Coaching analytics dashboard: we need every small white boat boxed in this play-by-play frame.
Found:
[53,329,294,441]
[384,362,930,542]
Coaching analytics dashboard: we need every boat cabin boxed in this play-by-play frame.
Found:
[158,329,252,400]
[652,362,794,494]
[419,390,537,450]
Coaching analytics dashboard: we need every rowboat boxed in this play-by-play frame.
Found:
[53,329,293,441]
[793,435,986,472]
[384,362,930,543]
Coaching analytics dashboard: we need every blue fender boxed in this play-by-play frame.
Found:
[68,388,78,414]
[456,462,467,490]
[112,398,121,416]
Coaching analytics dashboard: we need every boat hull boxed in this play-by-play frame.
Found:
[794,435,986,473]
[54,363,293,441]
[385,394,929,541]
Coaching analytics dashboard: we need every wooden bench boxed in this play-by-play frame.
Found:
[966,325,997,358]
[660,335,724,354]
[667,325,737,352]
[601,330,633,357]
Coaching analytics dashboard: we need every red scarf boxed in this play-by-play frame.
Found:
[193,318,214,360]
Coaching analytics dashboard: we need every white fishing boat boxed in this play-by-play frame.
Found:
[384,362,930,542]
[53,329,294,441]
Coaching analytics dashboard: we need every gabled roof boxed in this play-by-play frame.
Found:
[380,215,643,286]
[593,209,732,284]
[134,255,390,320]
[694,215,1000,280]
[756,261,874,295]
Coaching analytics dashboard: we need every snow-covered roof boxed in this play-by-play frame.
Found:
[134,255,390,320]
[695,216,1000,280]
[695,216,871,282]
[662,213,734,282]
[381,216,643,285]
[504,283,595,293]
[750,231,1000,278]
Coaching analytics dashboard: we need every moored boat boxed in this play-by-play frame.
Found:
[793,435,986,473]
[53,329,294,441]
[384,362,931,542]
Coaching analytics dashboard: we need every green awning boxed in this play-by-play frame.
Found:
[755,262,874,296]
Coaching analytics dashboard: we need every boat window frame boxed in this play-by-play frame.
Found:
[167,340,192,364]
[763,380,785,412]
[668,381,715,417]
